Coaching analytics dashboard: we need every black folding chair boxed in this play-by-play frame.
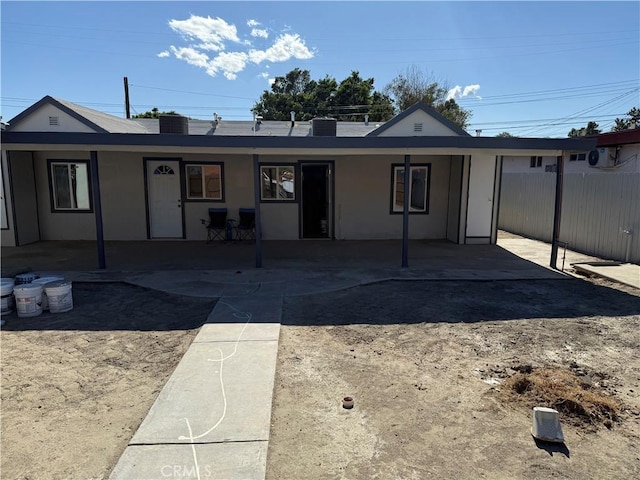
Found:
[201,208,228,243]
[233,208,256,242]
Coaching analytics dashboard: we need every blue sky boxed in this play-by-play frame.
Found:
[1,1,638,137]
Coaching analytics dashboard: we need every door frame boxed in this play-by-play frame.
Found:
[298,160,335,240]
[143,157,186,239]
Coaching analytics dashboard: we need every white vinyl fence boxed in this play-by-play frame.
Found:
[499,172,639,264]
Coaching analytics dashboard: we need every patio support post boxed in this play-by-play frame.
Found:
[253,153,263,268]
[402,154,410,268]
[550,153,564,270]
[89,151,106,269]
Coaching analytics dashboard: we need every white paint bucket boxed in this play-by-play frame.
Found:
[15,273,39,285]
[1,278,15,314]
[45,281,73,313]
[32,276,65,311]
[14,284,44,318]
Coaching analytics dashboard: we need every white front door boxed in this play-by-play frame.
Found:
[466,154,496,241]
[147,160,183,238]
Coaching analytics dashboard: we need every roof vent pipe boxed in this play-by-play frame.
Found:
[364,114,369,126]
[290,111,295,127]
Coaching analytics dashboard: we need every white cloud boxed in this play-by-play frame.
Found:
[251,28,269,39]
[169,15,240,51]
[260,72,270,78]
[209,51,249,80]
[446,84,482,101]
[268,77,276,86]
[164,16,314,80]
[248,33,314,64]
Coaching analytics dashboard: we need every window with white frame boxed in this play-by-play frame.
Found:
[391,164,430,213]
[48,161,91,211]
[186,164,223,200]
[261,165,295,200]
[569,153,586,162]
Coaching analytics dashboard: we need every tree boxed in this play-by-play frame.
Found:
[496,132,514,137]
[568,121,601,137]
[611,107,640,132]
[132,107,180,119]
[384,65,472,129]
[253,68,394,122]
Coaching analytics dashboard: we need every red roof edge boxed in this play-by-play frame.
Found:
[594,129,640,147]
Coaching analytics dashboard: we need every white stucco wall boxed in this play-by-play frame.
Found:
[10,104,97,133]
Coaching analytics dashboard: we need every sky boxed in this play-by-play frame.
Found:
[1,0,639,137]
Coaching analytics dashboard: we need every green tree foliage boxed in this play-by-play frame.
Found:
[611,107,640,132]
[568,121,601,137]
[253,68,394,121]
[384,65,472,129]
[132,107,180,119]
[496,131,514,137]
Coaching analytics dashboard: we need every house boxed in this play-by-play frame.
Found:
[500,129,640,263]
[0,96,595,267]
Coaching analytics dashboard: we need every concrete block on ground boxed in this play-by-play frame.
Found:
[110,442,267,480]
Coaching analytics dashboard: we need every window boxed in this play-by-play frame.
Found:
[48,161,91,212]
[186,163,223,200]
[569,153,586,162]
[530,156,543,168]
[261,165,295,201]
[391,164,430,214]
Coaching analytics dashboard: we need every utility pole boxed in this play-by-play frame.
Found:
[123,77,131,119]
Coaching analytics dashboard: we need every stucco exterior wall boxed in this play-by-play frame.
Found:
[10,104,96,133]
[333,155,451,240]
[375,110,461,137]
[1,150,15,246]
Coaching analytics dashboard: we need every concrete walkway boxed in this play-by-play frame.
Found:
[110,296,282,480]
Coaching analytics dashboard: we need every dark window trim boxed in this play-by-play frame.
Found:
[259,162,299,203]
[389,162,431,215]
[183,161,225,203]
[46,159,93,213]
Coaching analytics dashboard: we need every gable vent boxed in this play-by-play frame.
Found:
[414,123,423,132]
[49,116,59,126]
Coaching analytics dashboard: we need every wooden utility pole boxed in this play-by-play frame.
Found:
[124,77,131,119]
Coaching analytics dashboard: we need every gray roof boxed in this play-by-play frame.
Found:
[7,96,150,134]
[134,118,382,137]
[53,98,150,134]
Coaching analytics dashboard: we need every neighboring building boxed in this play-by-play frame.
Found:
[500,129,640,263]
[1,96,595,265]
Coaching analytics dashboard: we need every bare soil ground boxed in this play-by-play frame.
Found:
[268,277,640,480]
[0,283,216,480]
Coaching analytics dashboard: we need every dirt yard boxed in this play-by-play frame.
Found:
[0,283,217,480]
[268,277,640,480]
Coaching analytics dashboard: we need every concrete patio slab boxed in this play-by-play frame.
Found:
[130,339,278,445]
[109,441,267,480]
[205,295,283,324]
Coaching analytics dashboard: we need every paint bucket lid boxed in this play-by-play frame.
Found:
[33,276,65,287]
[45,280,72,290]
[1,278,14,290]
[15,273,39,284]
[13,283,43,293]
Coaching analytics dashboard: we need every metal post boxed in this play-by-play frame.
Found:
[90,151,106,269]
[123,77,130,119]
[402,154,410,268]
[550,153,564,270]
[253,154,262,268]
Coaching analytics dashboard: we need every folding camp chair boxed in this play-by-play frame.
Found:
[200,208,228,243]
[232,208,256,242]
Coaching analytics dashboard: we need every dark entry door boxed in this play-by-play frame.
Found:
[301,164,331,239]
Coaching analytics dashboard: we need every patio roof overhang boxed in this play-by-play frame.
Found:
[1,131,597,157]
